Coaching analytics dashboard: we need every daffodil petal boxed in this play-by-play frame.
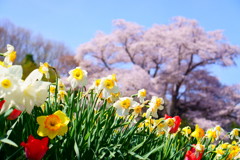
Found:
[37,126,48,137]
[58,125,68,136]
[54,110,70,125]
[37,116,47,126]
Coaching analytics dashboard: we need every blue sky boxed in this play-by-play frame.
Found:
[0,0,240,85]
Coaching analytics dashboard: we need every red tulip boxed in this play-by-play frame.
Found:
[0,100,6,109]
[0,100,21,120]
[7,109,22,120]
[21,135,49,160]
[185,144,204,160]
[164,114,181,133]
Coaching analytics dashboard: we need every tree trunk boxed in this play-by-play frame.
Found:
[168,94,178,116]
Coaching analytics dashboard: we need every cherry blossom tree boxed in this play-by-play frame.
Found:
[0,20,76,74]
[75,17,240,128]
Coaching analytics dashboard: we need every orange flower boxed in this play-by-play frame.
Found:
[37,110,70,139]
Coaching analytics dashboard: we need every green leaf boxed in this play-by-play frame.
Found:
[128,151,149,160]
[74,141,80,160]
[129,139,147,152]
[143,145,163,159]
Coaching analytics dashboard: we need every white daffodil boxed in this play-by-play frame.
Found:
[2,44,17,66]
[98,75,119,99]
[130,103,143,117]
[0,76,18,98]
[113,97,138,117]
[49,84,56,96]
[146,96,164,118]
[106,92,121,107]
[153,118,166,135]
[58,90,67,102]
[4,68,50,114]
[58,78,66,91]
[12,80,50,114]
[0,65,23,95]
[230,128,240,140]
[0,65,23,113]
[137,89,147,103]
[214,125,224,140]
[67,67,88,89]
[39,62,50,79]
[89,78,102,91]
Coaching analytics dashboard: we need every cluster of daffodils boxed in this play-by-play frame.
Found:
[137,114,181,135]
[0,45,50,114]
[182,125,240,159]
[1,44,240,160]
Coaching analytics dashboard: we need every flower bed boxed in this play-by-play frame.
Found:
[0,45,239,159]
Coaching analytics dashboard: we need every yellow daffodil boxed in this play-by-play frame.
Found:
[206,129,217,142]
[37,110,70,139]
[191,124,205,141]
[181,126,192,137]
[228,145,240,159]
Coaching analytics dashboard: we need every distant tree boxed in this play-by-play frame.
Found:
[0,20,77,75]
[75,17,240,128]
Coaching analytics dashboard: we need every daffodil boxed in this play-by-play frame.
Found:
[154,118,166,135]
[98,75,119,99]
[181,126,192,137]
[191,124,205,141]
[228,144,240,159]
[58,90,67,102]
[185,143,205,160]
[106,92,121,107]
[113,97,138,117]
[0,76,18,97]
[130,103,143,117]
[1,66,50,114]
[214,125,224,140]
[1,44,17,66]
[206,129,217,142]
[164,114,181,134]
[146,96,164,118]
[37,110,70,139]
[49,84,56,96]
[67,67,88,89]
[58,78,66,91]
[137,89,146,103]
[230,128,240,140]
[39,62,50,79]
[0,65,23,113]
[90,78,102,91]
